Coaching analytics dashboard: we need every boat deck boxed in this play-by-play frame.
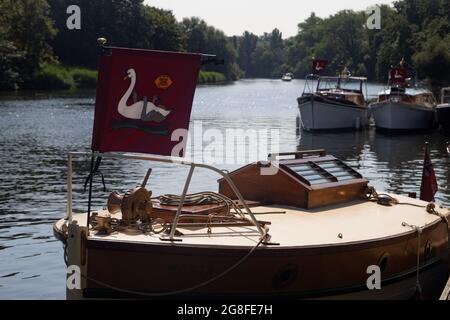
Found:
[57,194,449,249]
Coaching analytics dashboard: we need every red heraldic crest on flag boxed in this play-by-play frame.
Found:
[92,48,202,156]
[420,143,438,202]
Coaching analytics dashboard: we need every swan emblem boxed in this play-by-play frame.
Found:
[118,69,172,123]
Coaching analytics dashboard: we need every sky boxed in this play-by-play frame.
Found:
[145,0,394,38]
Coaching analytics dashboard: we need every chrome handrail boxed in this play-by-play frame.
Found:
[66,151,266,240]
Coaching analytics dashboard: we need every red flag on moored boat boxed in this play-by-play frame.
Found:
[91,47,202,157]
[312,59,328,74]
[389,67,408,86]
[420,143,438,202]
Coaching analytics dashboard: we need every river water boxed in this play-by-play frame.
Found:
[0,79,449,299]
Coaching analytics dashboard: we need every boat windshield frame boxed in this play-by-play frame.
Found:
[317,76,366,94]
[441,87,450,104]
[65,151,266,240]
[302,74,367,96]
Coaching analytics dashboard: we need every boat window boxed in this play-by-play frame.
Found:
[339,79,362,92]
[317,78,339,91]
[286,160,362,186]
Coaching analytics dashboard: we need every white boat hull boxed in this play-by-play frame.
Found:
[298,99,368,131]
[370,101,436,131]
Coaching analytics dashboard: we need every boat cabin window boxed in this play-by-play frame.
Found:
[317,78,339,91]
[339,78,363,93]
[285,160,362,186]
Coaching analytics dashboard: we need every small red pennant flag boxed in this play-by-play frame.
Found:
[312,59,328,74]
[420,143,438,202]
[390,67,408,86]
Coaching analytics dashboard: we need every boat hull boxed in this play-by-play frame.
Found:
[370,101,436,131]
[437,104,450,132]
[297,96,368,132]
[55,215,450,300]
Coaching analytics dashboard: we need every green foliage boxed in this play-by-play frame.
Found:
[1,0,449,90]
[235,0,449,84]
[0,0,56,90]
[198,71,227,84]
[25,63,97,90]
[181,17,241,81]
[413,36,450,87]
[71,68,98,89]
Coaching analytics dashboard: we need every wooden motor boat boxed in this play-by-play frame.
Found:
[370,86,437,131]
[54,150,450,300]
[297,75,369,131]
[370,64,437,132]
[437,87,450,133]
[282,73,294,82]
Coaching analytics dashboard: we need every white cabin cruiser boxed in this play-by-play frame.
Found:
[370,66,437,132]
[297,75,369,131]
[282,73,294,82]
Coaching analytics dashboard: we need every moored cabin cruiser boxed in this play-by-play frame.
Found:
[282,73,294,82]
[370,65,437,132]
[297,75,369,131]
[436,87,450,133]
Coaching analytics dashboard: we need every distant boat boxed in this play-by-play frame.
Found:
[282,73,293,82]
[370,65,437,132]
[297,74,369,131]
[436,87,450,133]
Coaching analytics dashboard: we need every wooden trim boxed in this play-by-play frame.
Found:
[86,218,446,256]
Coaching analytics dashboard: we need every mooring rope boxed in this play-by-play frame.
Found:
[402,222,423,299]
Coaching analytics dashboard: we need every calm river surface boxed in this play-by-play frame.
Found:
[0,79,449,299]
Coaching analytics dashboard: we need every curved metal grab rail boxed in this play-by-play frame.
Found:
[66,152,265,239]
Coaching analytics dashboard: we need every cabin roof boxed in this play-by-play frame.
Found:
[378,87,433,96]
[319,76,368,81]
[219,153,365,189]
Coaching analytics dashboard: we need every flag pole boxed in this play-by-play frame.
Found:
[420,141,438,203]
[86,152,95,235]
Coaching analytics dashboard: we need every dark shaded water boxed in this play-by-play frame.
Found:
[0,80,449,299]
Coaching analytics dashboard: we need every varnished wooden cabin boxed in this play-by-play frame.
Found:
[219,150,368,209]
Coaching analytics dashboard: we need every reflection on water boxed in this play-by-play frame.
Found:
[0,79,449,299]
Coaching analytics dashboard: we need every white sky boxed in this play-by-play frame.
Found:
[145,0,394,38]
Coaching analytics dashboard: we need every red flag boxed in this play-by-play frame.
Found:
[420,143,438,202]
[390,67,408,86]
[91,47,202,157]
[312,59,328,74]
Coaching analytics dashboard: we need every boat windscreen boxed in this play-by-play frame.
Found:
[318,78,339,91]
[339,78,362,92]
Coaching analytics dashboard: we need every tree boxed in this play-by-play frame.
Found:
[0,0,56,89]
[181,17,240,80]
[413,35,450,88]
[237,31,258,77]
[49,0,150,68]
[141,6,184,51]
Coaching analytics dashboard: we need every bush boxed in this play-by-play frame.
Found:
[22,63,97,90]
[27,63,73,90]
[72,68,97,89]
[198,71,227,84]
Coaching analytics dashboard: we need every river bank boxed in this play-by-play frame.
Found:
[2,64,229,92]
